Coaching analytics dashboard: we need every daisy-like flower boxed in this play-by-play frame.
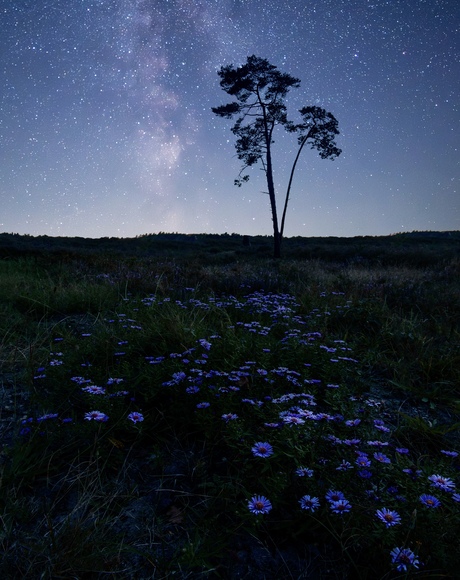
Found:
[330,499,352,514]
[84,410,109,422]
[419,494,441,508]
[336,460,353,471]
[196,402,210,409]
[127,412,144,423]
[251,442,274,458]
[390,547,420,572]
[452,493,460,503]
[299,495,320,512]
[326,490,346,503]
[374,452,391,464]
[222,413,238,422]
[356,455,371,467]
[282,415,305,425]
[295,466,314,477]
[395,447,409,455]
[376,508,402,527]
[440,449,458,457]
[428,474,456,492]
[37,413,59,422]
[402,466,422,479]
[248,495,272,515]
[345,419,361,427]
[82,385,106,395]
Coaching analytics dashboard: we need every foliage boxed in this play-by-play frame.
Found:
[0,236,459,578]
[212,55,341,257]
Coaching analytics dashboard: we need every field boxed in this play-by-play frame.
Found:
[0,232,459,579]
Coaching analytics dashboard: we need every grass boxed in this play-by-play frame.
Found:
[0,234,459,578]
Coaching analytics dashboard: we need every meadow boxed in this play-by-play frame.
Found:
[0,232,459,578]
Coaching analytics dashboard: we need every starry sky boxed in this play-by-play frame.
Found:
[1,0,459,238]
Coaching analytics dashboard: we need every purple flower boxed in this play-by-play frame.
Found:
[196,402,210,409]
[84,410,109,422]
[336,460,353,471]
[367,440,388,448]
[251,442,274,458]
[390,547,420,572]
[419,494,441,508]
[282,415,305,425]
[356,455,371,467]
[395,447,409,455]
[248,495,272,515]
[345,419,361,427]
[358,469,373,479]
[325,490,346,503]
[441,449,458,457]
[373,452,391,464]
[402,466,422,479]
[428,474,456,492]
[296,467,314,477]
[37,413,59,422]
[127,412,144,423]
[376,508,402,527]
[222,413,238,422]
[452,493,460,503]
[82,385,106,395]
[330,499,352,514]
[299,495,320,512]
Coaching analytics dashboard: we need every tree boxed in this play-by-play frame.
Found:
[212,55,342,258]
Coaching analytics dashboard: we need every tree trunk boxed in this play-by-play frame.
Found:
[261,109,281,258]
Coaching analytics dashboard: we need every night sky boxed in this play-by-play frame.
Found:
[1,0,459,238]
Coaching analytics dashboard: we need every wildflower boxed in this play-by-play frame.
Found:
[367,440,389,448]
[222,413,238,422]
[247,495,272,515]
[374,452,391,464]
[440,449,458,457]
[251,442,274,458]
[452,493,460,503]
[196,402,210,409]
[325,490,346,503]
[345,419,361,426]
[84,411,109,422]
[419,494,441,508]
[336,460,353,471]
[395,447,409,454]
[358,469,373,479]
[82,385,106,395]
[376,508,402,527]
[390,547,420,572]
[330,499,352,514]
[299,495,320,512]
[296,467,313,477]
[428,474,456,492]
[127,412,144,423]
[186,386,200,394]
[282,415,305,425]
[343,438,361,446]
[402,466,422,479]
[356,455,371,467]
[37,413,59,422]
[107,378,124,384]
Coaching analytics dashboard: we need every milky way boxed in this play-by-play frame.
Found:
[1,0,459,237]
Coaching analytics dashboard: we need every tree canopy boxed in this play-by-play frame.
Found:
[212,55,341,258]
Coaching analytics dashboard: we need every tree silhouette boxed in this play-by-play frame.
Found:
[212,55,342,258]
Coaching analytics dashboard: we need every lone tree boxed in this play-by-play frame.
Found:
[212,55,342,258]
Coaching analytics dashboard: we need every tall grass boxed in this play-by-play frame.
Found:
[0,247,459,578]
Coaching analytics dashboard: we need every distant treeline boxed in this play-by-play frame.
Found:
[0,231,459,267]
